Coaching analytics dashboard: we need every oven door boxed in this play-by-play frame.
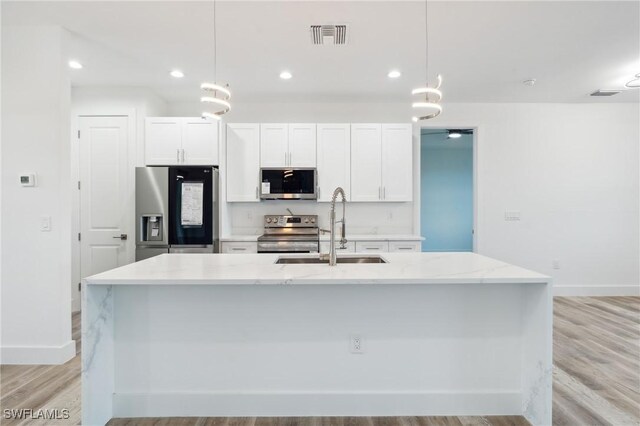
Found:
[257,240,319,253]
[260,168,317,200]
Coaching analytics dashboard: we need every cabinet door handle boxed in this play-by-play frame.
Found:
[378,187,381,200]
[255,186,259,199]
[397,247,413,250]
[383,186,386,200]
[231,247,246,251]
[365,247,380,250]
[177,149,180,163]
[181,149,185,163]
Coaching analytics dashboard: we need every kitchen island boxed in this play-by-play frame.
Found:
[82,253,552,426]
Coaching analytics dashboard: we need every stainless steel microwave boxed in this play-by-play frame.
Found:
[260,168,317,200]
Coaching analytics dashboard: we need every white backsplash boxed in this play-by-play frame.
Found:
[228,200,414,236]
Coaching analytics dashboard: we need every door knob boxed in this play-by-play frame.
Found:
[113,234,128,240]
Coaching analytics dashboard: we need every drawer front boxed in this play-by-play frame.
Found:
[221,241,258,254]
[355,241,389,252]
[319,241,356,253]
[388,241,421,252]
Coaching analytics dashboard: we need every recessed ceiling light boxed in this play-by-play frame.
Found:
[522,79,536,86]
[388,70,401,79]
[170,70,184,78]
[68,60,83,70]
[280,71,293,80]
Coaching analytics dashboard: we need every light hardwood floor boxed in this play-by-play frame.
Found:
[0,297,638,426]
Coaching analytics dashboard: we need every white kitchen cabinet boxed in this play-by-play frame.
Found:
[145,117,182,165]
[317,124,350,202]
[288,124,316,167]
[182,118,219,165]
[145,117,218,166]
[349,123,412,202]
[226,123,260,202]
[351,124,382,202]
[381,124,413,201]
[319,241,356,253]
[221,241,258,253]
[260,124,289,167]
[388,240,421,252]
[260,123,316,167]
[355,241,389,252]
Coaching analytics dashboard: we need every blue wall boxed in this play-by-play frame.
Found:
[420,133,474,252]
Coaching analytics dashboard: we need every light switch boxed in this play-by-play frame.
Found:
[504,211,521,221]
[40,216,51,232]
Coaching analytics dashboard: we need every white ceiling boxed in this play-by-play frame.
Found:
[3,1,639,103]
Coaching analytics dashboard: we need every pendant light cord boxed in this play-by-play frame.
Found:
[424,0,429,85]
[213,0,217,82]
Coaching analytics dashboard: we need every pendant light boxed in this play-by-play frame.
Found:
[625,73,640,88]
[201,0,230,120]
[411,0,442,122]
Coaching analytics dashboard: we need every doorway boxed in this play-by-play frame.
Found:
[420,128,474,252]
[77,115,134,284]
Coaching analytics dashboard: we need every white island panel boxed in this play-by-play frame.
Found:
[82,253,551,426]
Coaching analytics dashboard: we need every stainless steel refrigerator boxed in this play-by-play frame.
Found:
[135,166,219,261]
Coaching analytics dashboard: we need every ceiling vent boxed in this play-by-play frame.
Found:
[590,89,621,97]
[310,25,348,45]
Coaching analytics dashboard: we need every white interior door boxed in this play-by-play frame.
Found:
[80,116,132,279]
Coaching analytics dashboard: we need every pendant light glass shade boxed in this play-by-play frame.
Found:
[625,73,640,88]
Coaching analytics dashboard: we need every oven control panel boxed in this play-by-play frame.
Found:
[264,215,317,228]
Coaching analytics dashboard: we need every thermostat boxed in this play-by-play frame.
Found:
[20,174,36,187]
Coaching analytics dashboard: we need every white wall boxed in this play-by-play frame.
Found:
[172,100,639,295]
[421,103,639,296]
[70,87,168,311]
[1,25,75,364]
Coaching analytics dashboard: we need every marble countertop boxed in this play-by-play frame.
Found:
[84,252,549,286]
[220,234,424,242]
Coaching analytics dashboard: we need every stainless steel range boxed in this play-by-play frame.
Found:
[257,215,319,253]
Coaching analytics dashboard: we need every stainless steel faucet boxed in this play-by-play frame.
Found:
[320,187,347,266]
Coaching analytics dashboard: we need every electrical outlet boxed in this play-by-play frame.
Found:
[387,211,393,220]
[247,211,253,220]
[552,260,560,270]
[350,335,364,354]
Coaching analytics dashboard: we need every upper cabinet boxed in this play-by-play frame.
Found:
[351,123,412,202]
[260,123,316,167]
[381,124,413,201]
[227,123,260,202]
[145,117,219,166]
[317,124,351,202]
[351,124,382,202]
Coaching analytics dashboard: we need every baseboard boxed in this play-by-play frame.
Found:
[113,391,521,418]
[553,285,639,297]
[0,340,75,365]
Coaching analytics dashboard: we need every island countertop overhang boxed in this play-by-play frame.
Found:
[83,252,550,286]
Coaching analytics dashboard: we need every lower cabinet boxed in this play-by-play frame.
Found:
[221,241,258,254]
[355,241,389,252]
[319,241,356,253]
[388,241,421,252]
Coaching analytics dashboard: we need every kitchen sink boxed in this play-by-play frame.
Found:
[275,255,387,264]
